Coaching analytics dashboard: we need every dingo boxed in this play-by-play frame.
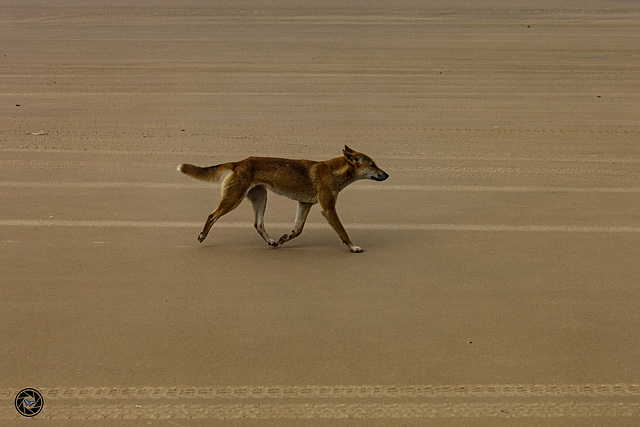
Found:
[178,146,389,252]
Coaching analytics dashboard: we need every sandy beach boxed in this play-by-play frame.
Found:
[1,0,639,424]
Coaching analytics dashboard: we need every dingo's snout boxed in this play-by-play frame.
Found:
[373,170,389,181]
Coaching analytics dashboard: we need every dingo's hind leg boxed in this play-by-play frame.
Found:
[246,185,277,247]
[198,173,248,243]
[278,202,313,246]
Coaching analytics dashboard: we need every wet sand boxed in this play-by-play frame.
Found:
[1,0,639,424]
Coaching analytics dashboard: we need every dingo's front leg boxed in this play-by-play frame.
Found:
[319,197,362,253]
[321,209,362,252]
[278,202,313,246]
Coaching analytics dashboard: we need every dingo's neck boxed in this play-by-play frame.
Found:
[325,156,358,190]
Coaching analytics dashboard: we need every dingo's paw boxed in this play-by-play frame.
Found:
[349,245,363,253]
[268,239,278,247]
[197,232,207,243]
[277,233,291,246]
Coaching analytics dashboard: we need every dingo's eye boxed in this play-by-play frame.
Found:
[371,162,377,168]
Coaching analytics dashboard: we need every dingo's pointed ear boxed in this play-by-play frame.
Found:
[343,145,360,164]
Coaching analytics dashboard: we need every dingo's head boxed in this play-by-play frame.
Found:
[342,145,389,182]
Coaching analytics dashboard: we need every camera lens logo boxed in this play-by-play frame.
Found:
[15,388,44,417]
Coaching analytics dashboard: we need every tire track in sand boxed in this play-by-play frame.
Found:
[1,384,639,420]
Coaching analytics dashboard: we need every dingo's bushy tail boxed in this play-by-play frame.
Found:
[177,163,235,182]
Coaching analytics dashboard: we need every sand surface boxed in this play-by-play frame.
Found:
[1,0,639,424]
